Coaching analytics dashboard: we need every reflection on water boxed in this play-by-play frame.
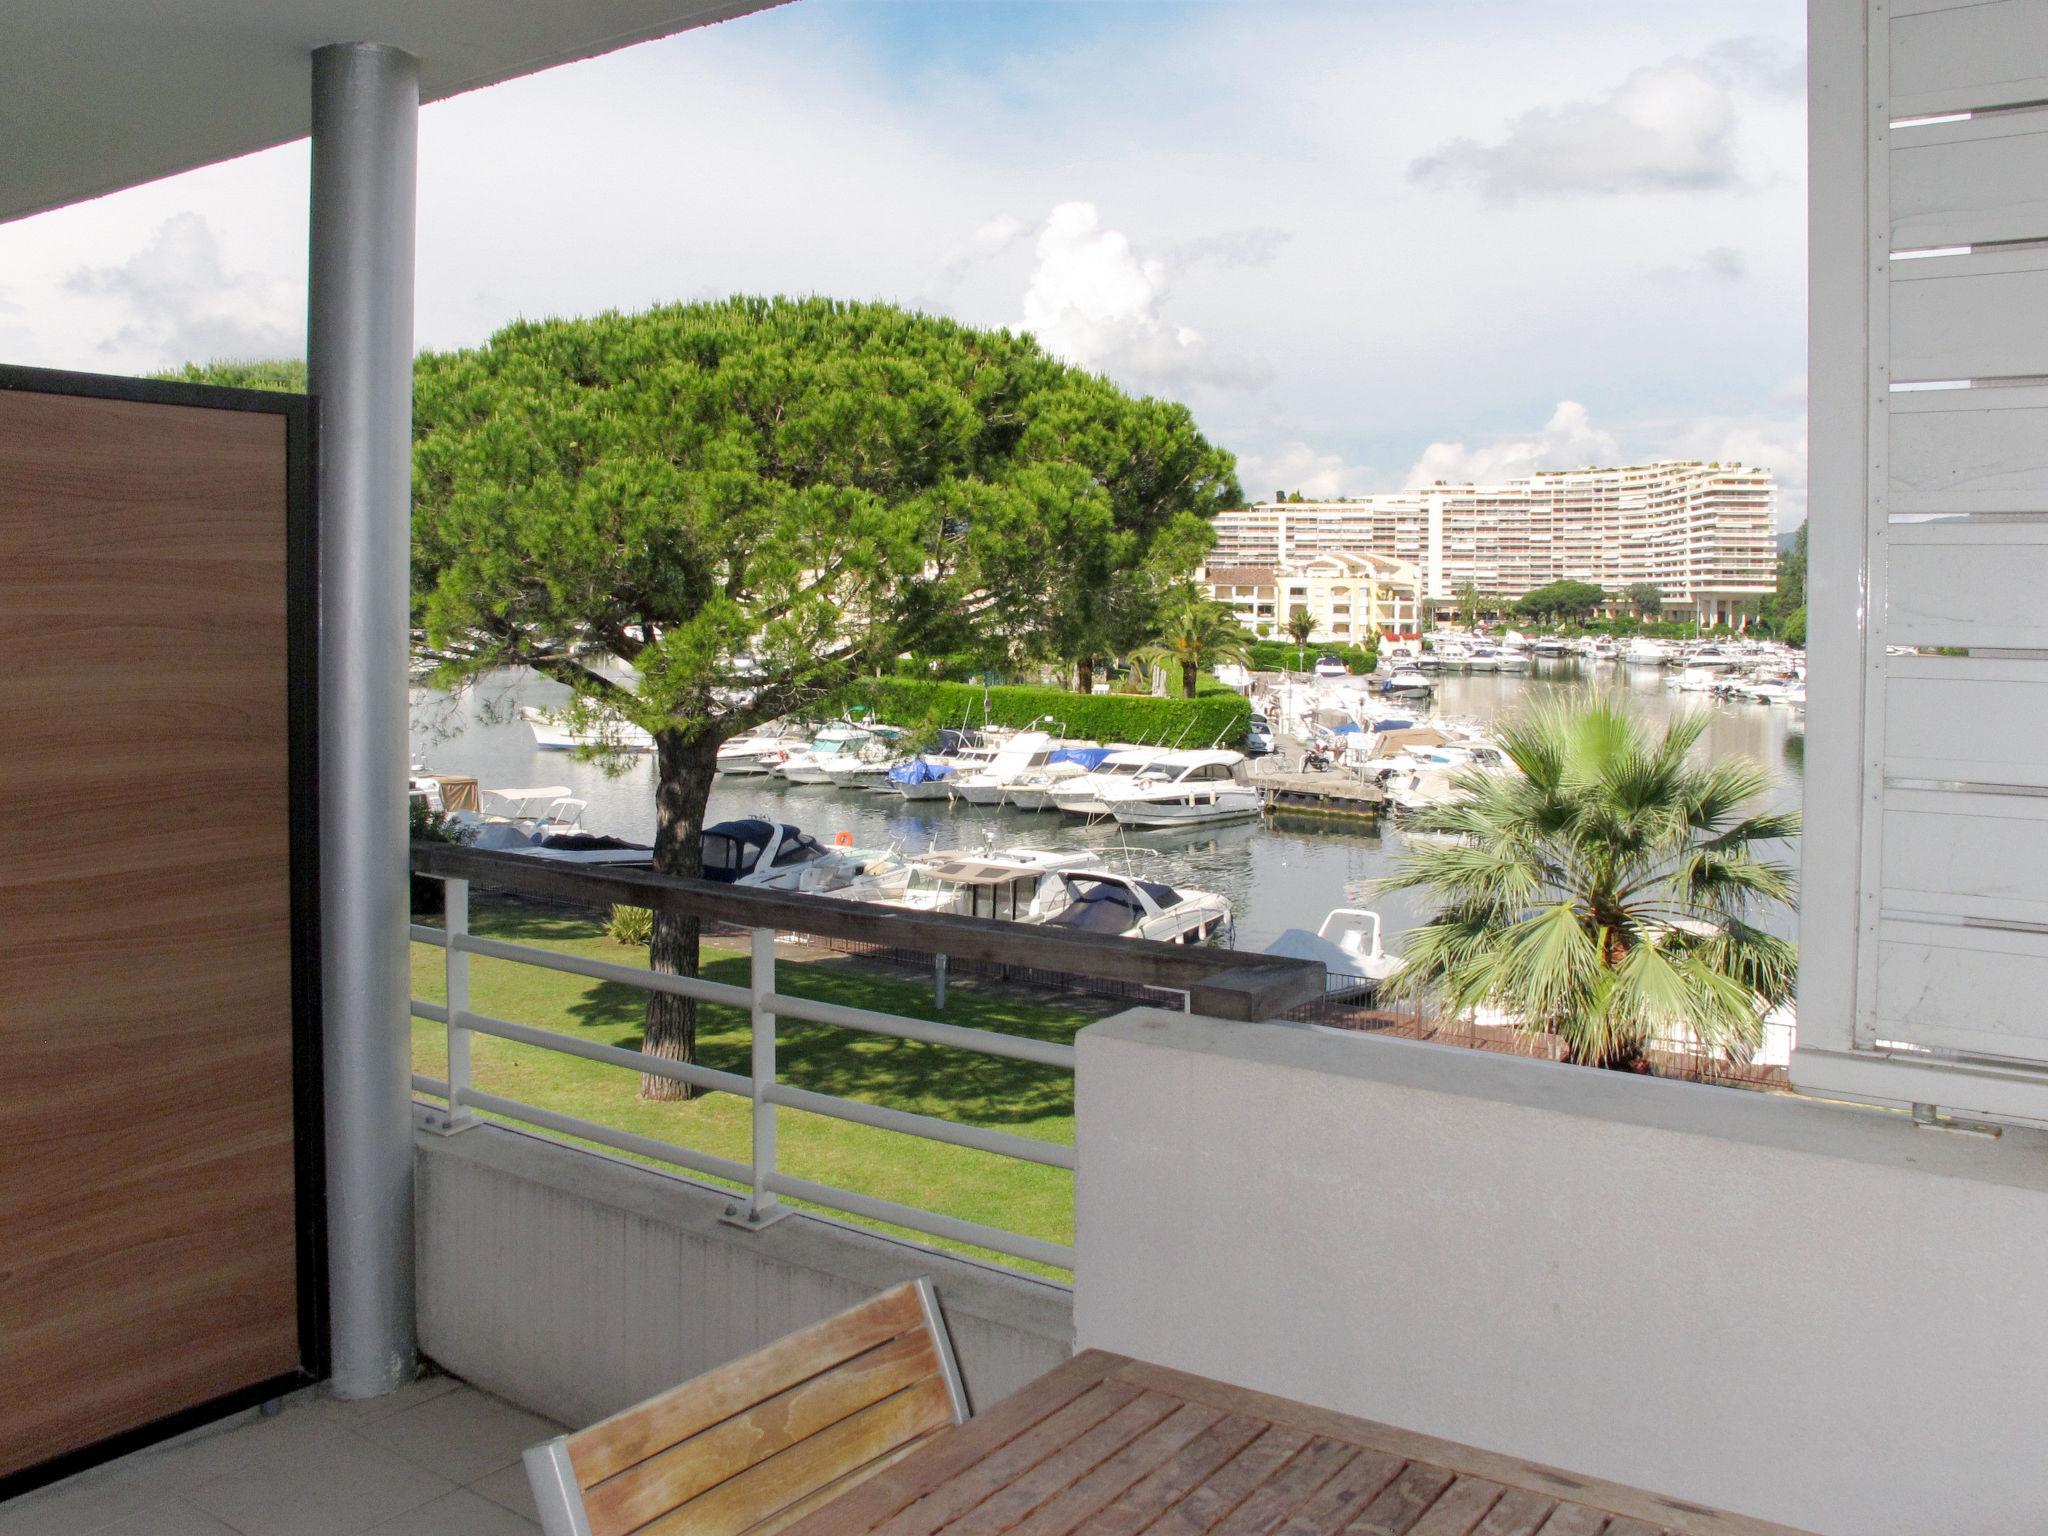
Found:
[411,658,1804,952]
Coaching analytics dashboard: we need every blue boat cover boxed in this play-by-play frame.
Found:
[1049,747,1112,769]
[1332,722,1363,735]
[887,758,954,786]
[1371,718,1414,732]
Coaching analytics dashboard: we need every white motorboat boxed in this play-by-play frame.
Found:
[876,847,1096,921]
[1380,668,1434,697]
[464,784,587,834]
[1312,654,1350,679]
[1103,750,1261,828]
[1671,666,1723,693]
[1623,637,1673,666]
[1464,644,1502,671]
[777,724,879,783]
[947,732,1059,806]
[716,730,798,776]
[999,747,1116,811]
[1262,908,1404,995]
[817,749,905,790]
[700,818,908,900]
[521,705,655,753]
[1048,748,1170,816]
[1041,870,1231,944]
[1530,636,1571,658]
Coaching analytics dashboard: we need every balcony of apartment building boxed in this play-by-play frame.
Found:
[10,5,2048,1536]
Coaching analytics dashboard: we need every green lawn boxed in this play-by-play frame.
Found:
[411,899,1104,1279]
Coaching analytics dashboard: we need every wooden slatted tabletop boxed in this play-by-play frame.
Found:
[781,1350,1816,1536]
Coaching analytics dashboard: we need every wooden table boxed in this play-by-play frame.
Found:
[783,1351,1813,1536]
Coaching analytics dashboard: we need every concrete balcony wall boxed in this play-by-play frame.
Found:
[414,1115,1073,1430]
[1072,1009,2048,1536]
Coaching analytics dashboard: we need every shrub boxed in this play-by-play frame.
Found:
[1245,639,1378,674]
[408,796,473,915]
[828,676,1252,749]
[605,904,654,946]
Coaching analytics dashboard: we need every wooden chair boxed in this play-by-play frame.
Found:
[524,1278,969,1536]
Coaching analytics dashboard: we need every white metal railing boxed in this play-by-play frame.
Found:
[409,876,1077,1270]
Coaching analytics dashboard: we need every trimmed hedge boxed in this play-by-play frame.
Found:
[831,676,1251,750]
[1245,640,1377,674]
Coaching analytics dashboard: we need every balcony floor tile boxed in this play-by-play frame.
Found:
[2,1378,558,1536]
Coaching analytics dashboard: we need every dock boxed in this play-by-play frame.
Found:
[1256,772,1387,820]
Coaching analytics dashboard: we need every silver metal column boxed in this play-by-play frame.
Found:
[309,41,420,1398]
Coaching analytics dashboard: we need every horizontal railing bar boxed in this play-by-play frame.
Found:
[765,1083,1077,1170]
[410,923,447,947]
[767,991,1077,1069]
[454,931,751,1008]
[410,842,1324,1009]
[458,1088,754,1186]
[762,1171,1075,1270]
[456,1009,752,1097]
[412,999,449,1024]
[414,1073,449,1096]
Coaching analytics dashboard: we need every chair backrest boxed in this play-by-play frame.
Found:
[525,1277,968,1536]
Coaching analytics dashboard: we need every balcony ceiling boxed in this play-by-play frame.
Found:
[3,0,791,224]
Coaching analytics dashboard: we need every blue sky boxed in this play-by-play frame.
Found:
[0,0,1809,521]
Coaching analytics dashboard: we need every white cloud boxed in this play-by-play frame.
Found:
[1653,410,1810,528]
[1404,399,1808,529]
[931,213,1029,284]
[1654,245,1747,283]
[1238,441,1377,501]
[1169,227,1291,270]
[1409,54,1743,200]
[1405,401,1623,486]
[66,212,300,365]
[1014,201,1271,390]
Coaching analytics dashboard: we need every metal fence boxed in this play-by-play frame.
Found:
[407,842,1326,1272]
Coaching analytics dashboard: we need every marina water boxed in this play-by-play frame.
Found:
[412,660,1804,953]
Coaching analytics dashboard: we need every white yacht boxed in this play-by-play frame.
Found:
[1048,747,1170,816]
[777,724,879,784]
[700,818,908,900]
[999,747,1116,811]
[1312,654,1350,679]
[817,747,906,790]
[876,847,1096,922]
[1262,909,1404,996]
[887,728,1004,800]
[1041,870,1231,945]
[1103,750,1261,828]
[1464,644,1502,671]
[716,730,798,776]
[521,705,655,753]
[1624,637,1674,666]
[947,731,1058,806]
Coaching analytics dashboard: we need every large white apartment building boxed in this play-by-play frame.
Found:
[1209,461,1779,625]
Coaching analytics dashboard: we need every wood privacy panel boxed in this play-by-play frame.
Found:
[1859,0,2048,1074]
[0,380,314,1481]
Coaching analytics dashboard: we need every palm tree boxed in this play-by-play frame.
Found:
[1129,589,1254,700]
[1378,700,1798,1069]
[1285,607,1315,649]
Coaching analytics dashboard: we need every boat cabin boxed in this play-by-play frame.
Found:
[700,819,830,883]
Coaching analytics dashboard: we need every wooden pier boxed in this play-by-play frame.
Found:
[1257,772,1387,820]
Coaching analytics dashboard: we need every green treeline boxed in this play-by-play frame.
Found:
[828,677,1251,750]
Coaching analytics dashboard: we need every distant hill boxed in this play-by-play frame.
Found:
[1776,524,1804,553]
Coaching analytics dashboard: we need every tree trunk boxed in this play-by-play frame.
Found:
[1075,657,1094,694]
[1182,661,1198,700]
[643,728,719,1100]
